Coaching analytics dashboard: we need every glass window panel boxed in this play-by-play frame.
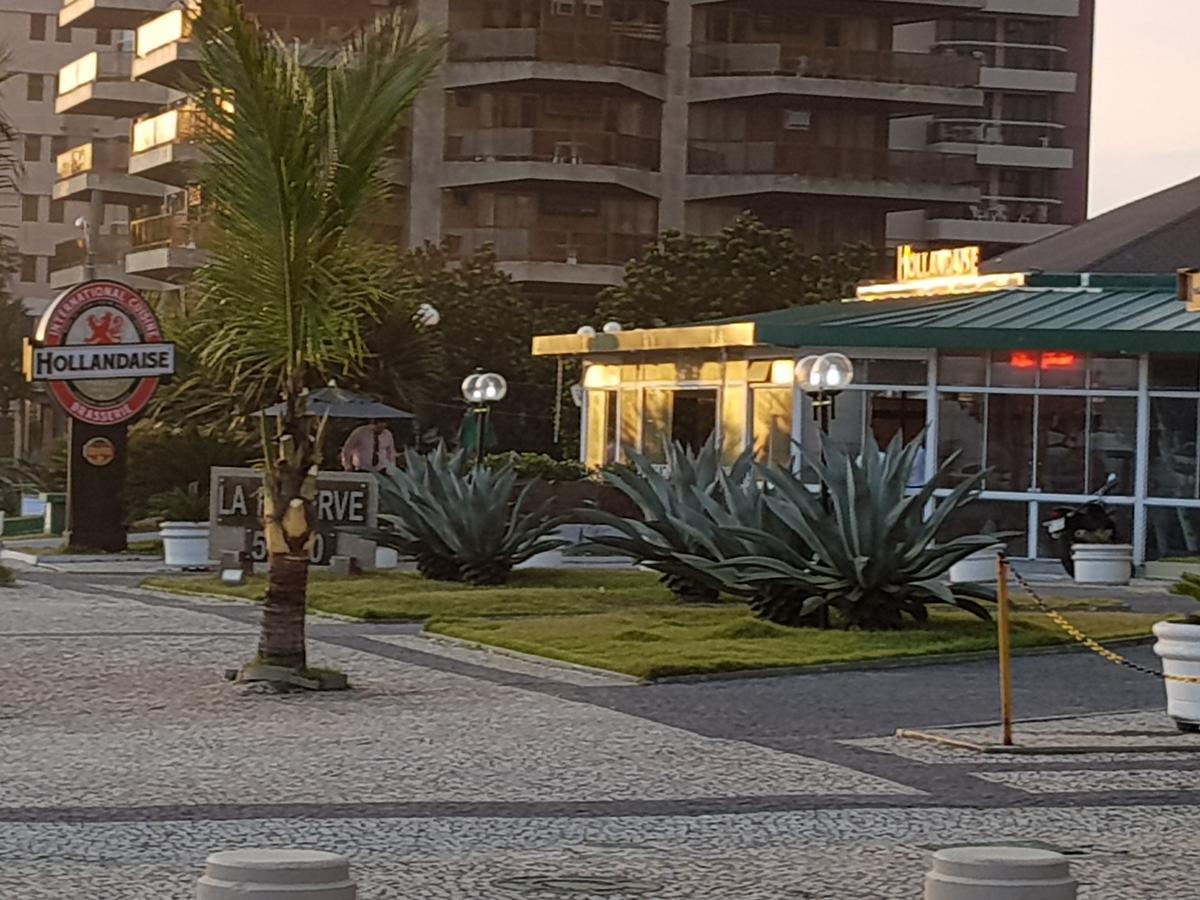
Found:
[671,390,717,453]
[619,389,640,462]
[1089,354,1138,390]
[642,388,672,464]
[866,390,928,449]
[990,350,1036,388]
[938,499,1028,556]
[751,386,792,469]
[938,392,985,487]
[602,390,618,465]
[1149,354,1199,391]
[985,394,1033,491]
[1086,396,1137,495]
[1146,506,1200,562]
[862,358,926,386]
[1037,395,1086,494]
[939,352,986,386]
[1148,397,1199,499]
[1037,351,1085,390]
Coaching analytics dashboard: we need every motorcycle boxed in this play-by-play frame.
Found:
[1042,472,1124,577]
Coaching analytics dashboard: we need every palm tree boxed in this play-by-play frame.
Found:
[182,0,442,671]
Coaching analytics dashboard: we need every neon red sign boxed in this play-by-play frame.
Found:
[1009,351,1078,371]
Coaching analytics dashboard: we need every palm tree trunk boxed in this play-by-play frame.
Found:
[257,446,314,670]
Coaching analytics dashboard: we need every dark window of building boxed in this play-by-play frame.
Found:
[670,390,717,452]
[56,23,73,43]
[96,27,112,45]
[823,17,842,47]
[49,199,66,223]
[26,74,45,102]
[1149,354,1200,391]
[19,255,39,282]
[23,136,41,162]
[29,14,47,40]
[50,135,68,159]
[21,195,40,222]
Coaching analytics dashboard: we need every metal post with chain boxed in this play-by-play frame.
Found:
[1001,551,1200,685]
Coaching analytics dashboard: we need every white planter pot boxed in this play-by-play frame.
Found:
[949,545,1004,584]
[1152,620,1200,730]
[1070,543,1133,585]
[159,521,212,567]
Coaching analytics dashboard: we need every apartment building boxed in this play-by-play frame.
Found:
[889,0,1095,254]
[1,0,136,455]
[30,0,1094,315]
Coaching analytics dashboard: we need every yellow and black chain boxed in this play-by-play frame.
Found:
[1000,553,1200,685]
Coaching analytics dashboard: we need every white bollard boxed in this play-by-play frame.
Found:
[925,846,1078,900]
[197,849,356,900]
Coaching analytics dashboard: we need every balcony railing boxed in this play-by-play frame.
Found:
[932,40,1067,71]
[445,227,652,266]
[132,106,214,153]
[691,44,980,88]
[130,209,206,250]
[929,118,1066,148]
[58,50,131,94]
[450,28,665,73]
[137,7,194,57]
[51,227,132,272]
[446,128,660,170]
[55,140,130,179]
[688,143,977,184]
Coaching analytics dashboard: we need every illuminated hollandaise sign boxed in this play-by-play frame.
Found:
[895,244,981,282]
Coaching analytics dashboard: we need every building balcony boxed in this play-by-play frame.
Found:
[129,106,210,185]
[126,209,208,281]
[447,28,666,97]
[934,41,1079,94]
[132,7,200,90]
[49,227,131,289]
[54,140,168,203]
[890,194,1069,248]
[60,0,170,31]
[928,119,1075,169]
[689,44,982,108]
[443,227,650,286]
[56,50,174,117]
[687,143,978,204]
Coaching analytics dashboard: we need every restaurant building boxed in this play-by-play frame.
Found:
[532,249,1200,564]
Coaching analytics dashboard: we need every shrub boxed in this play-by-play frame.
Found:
[126,423,256,521]
[1169,573,1200,625]
[484,451,586,483]
[686,432,1001,630]
[373,443,569,585]
[0,564,15,587]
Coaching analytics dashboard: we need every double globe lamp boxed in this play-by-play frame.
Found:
[461,371,508,467]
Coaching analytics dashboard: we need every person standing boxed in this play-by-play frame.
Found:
[340,419,396,472]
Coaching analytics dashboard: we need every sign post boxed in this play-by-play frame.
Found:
[23,280,174,551]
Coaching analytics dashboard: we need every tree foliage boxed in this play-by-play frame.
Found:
[597,213,877,328]
[0,49,29,414]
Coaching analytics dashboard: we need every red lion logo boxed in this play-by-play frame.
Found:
[84,312,124,345]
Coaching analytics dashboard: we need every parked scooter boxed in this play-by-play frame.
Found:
[1042,472,1122,577]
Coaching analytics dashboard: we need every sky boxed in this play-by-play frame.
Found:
[1088,0,1200,215]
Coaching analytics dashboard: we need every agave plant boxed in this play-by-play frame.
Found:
[682,432,1001,630]
[580,436,764,603]
[373,444,568,585]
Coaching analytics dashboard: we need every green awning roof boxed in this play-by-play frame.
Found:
[748,275,1200,354]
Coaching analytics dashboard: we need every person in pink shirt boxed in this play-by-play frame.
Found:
[340,419,397,472]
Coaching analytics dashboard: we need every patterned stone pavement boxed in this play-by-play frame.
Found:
[2,569,1199,898]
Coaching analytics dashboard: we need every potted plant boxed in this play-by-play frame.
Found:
[1071,528,1134,585]
[150,484,212,568]
[1158,574,1200,733]
[948,543,1005,584]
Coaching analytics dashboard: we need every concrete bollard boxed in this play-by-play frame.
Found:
[196,849,356,900]
[925,846,1078,899]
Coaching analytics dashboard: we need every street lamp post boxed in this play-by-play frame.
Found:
[461,370,507,469]
[796,353,856,510]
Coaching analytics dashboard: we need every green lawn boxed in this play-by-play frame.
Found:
[142,569,687,620]
[426,606,1164,680]
[25,539,163,557]
[142,568,1155,679]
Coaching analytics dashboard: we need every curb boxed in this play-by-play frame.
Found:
[418,629,641,684]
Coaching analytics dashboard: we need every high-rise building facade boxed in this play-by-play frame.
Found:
[20,0,1095,308]
[4,0,1095,454]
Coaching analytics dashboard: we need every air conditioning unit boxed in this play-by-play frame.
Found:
[783,110,811,131]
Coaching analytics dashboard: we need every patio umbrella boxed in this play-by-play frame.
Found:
[255,386,414,420]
